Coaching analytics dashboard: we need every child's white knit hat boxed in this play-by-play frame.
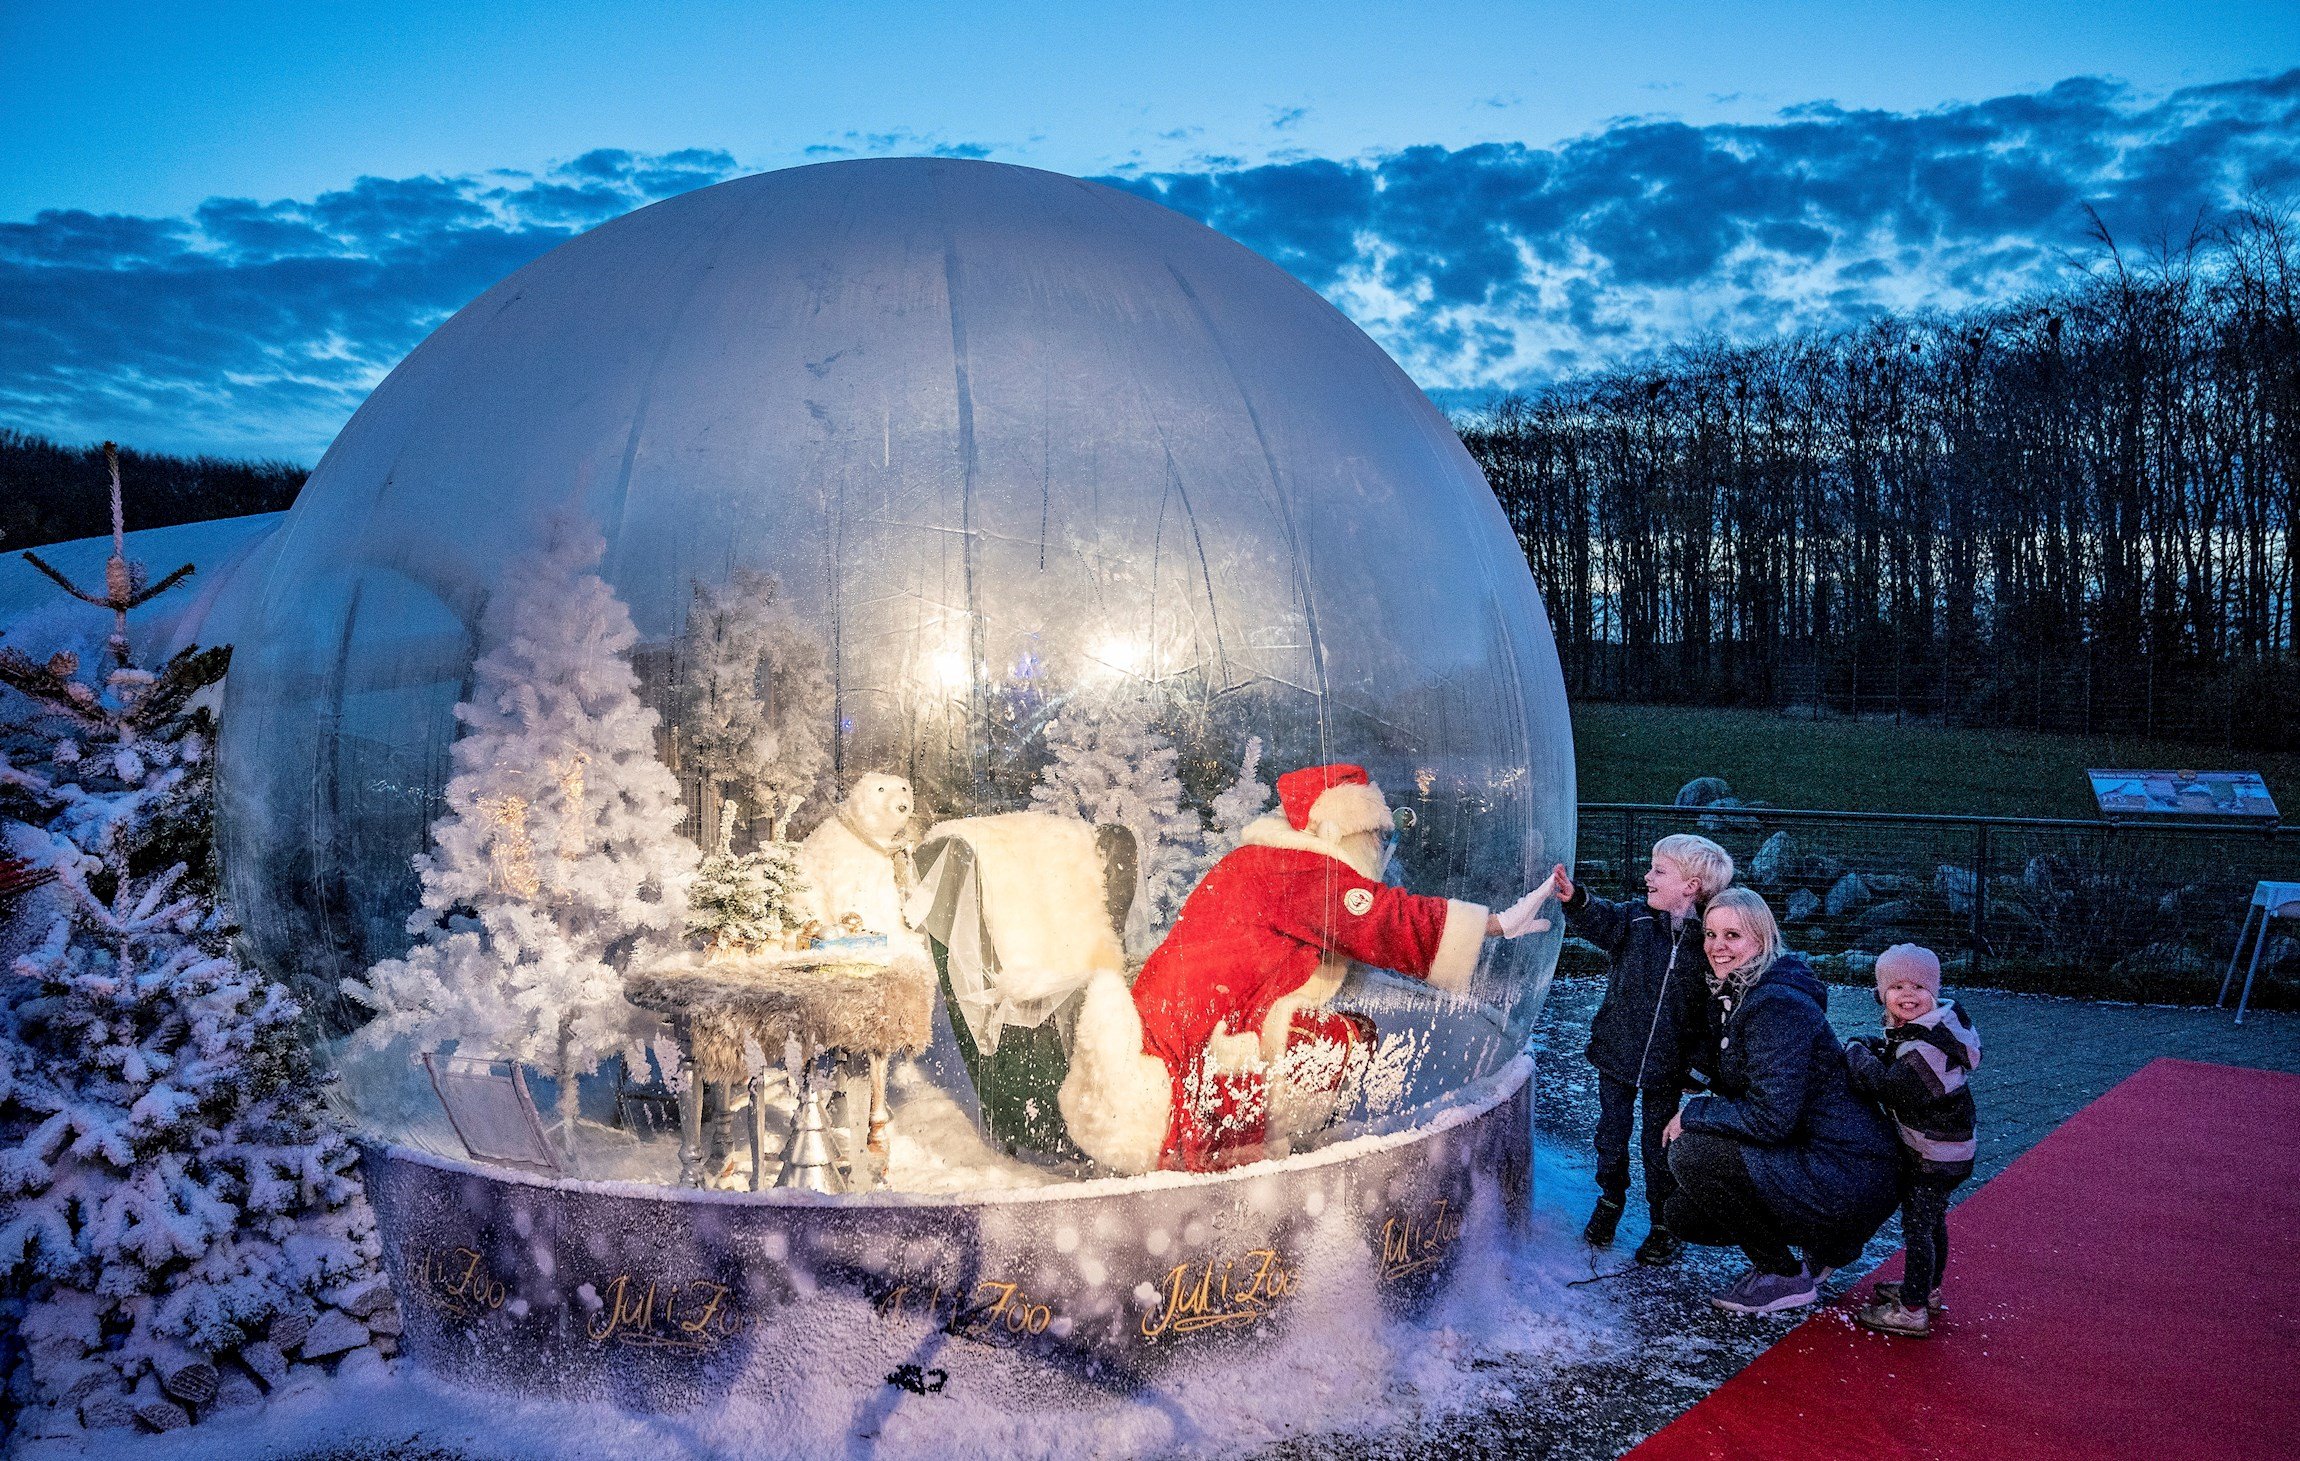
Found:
[1876,943,1942,996]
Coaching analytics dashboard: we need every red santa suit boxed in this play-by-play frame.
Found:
[1058,764,1488,1174]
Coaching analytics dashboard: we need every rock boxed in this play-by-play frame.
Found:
[2023,855,2070,895]
[1675,776,1734,808]
[1855,899,1912,936]
[1826,872,1872,918]
[267,1311,312,1353]
[1784,888,1821,922]
[364,1306,404,1338]
[1749,832,1794,886]
[335,1345,388,1382]
[1934,864,1977,913]
[213,1371,264,1410]
[134,1396,192,1432]
[326,1276,398,1320]
[80,1392,138,1431]
[237,1340,288,1390]
[2267,935,2299,974]
[296,1309,369,1360]
[372,1336,399,1358]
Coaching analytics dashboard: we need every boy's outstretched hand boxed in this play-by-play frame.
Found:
[1551,863,1575,903]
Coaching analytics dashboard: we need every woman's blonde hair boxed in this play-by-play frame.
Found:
[1702,886,1783,993]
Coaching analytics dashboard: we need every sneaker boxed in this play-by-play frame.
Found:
[1870,1281,1944,1314]
[1633,1228,1684,1265]
[1856,1299,1934,1338]
[1583,1195,1626,1247]
[1710,1264,1820,1315]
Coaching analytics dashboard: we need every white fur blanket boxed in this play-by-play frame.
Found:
[931,812,1122,999]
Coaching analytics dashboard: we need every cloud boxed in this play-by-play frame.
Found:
[0,149,742,460]
[3,71,2296,460]
[1103,69,2300,394]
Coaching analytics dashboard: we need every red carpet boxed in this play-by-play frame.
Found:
[1630,1058,2300,1461]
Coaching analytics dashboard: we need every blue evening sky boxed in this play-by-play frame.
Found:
[3,1,2296,459]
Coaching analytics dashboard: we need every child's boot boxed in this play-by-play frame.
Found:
[1870,1282,1944,1314]
[1633,1227,1683,1265]
[1856,1298,1933,1338]
[1583,1195,1625,1247]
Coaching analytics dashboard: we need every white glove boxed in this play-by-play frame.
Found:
[1494,876,1559,939]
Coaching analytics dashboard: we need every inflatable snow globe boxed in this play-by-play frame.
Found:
[211,159,1574,1409]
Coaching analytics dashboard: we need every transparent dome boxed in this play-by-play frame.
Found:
[213,158,1574,1186]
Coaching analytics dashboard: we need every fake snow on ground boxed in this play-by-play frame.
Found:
[28,1139,1621,1461]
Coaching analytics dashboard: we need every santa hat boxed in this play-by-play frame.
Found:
[1275,764,1393,842]
[1876,943,1942,997]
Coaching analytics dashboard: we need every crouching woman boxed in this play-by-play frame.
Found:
[1662,887,1901,1315]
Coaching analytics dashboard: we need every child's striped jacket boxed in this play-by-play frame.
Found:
[1844,1001,1981,1183]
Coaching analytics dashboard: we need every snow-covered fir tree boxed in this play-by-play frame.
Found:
[677,570,834,843]
[686,807,811,956]
[1175,734,1275,896]
[1030,686,1202,943]
[348,521,697,1124]
[1,587,376,1436]
[1204,734,1273,853]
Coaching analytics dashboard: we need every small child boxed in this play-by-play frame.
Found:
[1844,943,1981,1339]
[1555,833,1734,1265]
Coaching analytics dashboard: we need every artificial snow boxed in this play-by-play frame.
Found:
[26,1137,1618,1461]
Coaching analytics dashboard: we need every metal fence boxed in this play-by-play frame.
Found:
[1572,803,2300,1009]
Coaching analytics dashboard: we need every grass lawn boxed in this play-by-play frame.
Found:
[1570,702,2300,819]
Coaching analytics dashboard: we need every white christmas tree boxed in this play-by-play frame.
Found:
[677,570,833,842]
[347,521,697,1123]
[1205,734,1274,852]
[1176,734,1275,897]
[1030,687,1202,943]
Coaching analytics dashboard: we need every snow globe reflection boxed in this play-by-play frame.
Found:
[212,158,1575,1196]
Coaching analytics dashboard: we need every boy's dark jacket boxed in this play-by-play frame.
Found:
[1563,886,1709,1089]
[1845,1000,1981,1183]
[1679,955,1902,1241]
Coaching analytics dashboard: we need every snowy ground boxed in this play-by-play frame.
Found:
[30,975,2300,1461]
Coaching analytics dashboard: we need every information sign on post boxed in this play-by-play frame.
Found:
[2087,770,2280,826]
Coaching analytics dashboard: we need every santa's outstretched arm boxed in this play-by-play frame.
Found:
[1266,867,1487,994]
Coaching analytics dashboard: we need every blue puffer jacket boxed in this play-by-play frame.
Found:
[1679,955,1901,1245]
[1564,887,1710,1090]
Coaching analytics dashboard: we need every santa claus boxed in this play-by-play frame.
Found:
[1059,763,1556,1174]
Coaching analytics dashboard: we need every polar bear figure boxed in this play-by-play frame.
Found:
[796,773,918,947]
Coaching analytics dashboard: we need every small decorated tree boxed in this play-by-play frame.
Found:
[347,520,697,1129]
[686,805,813,957]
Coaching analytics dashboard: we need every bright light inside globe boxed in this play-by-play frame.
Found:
[1087,634,1148,676]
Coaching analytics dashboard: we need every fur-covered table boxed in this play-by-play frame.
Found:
[627,951,935,1188]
